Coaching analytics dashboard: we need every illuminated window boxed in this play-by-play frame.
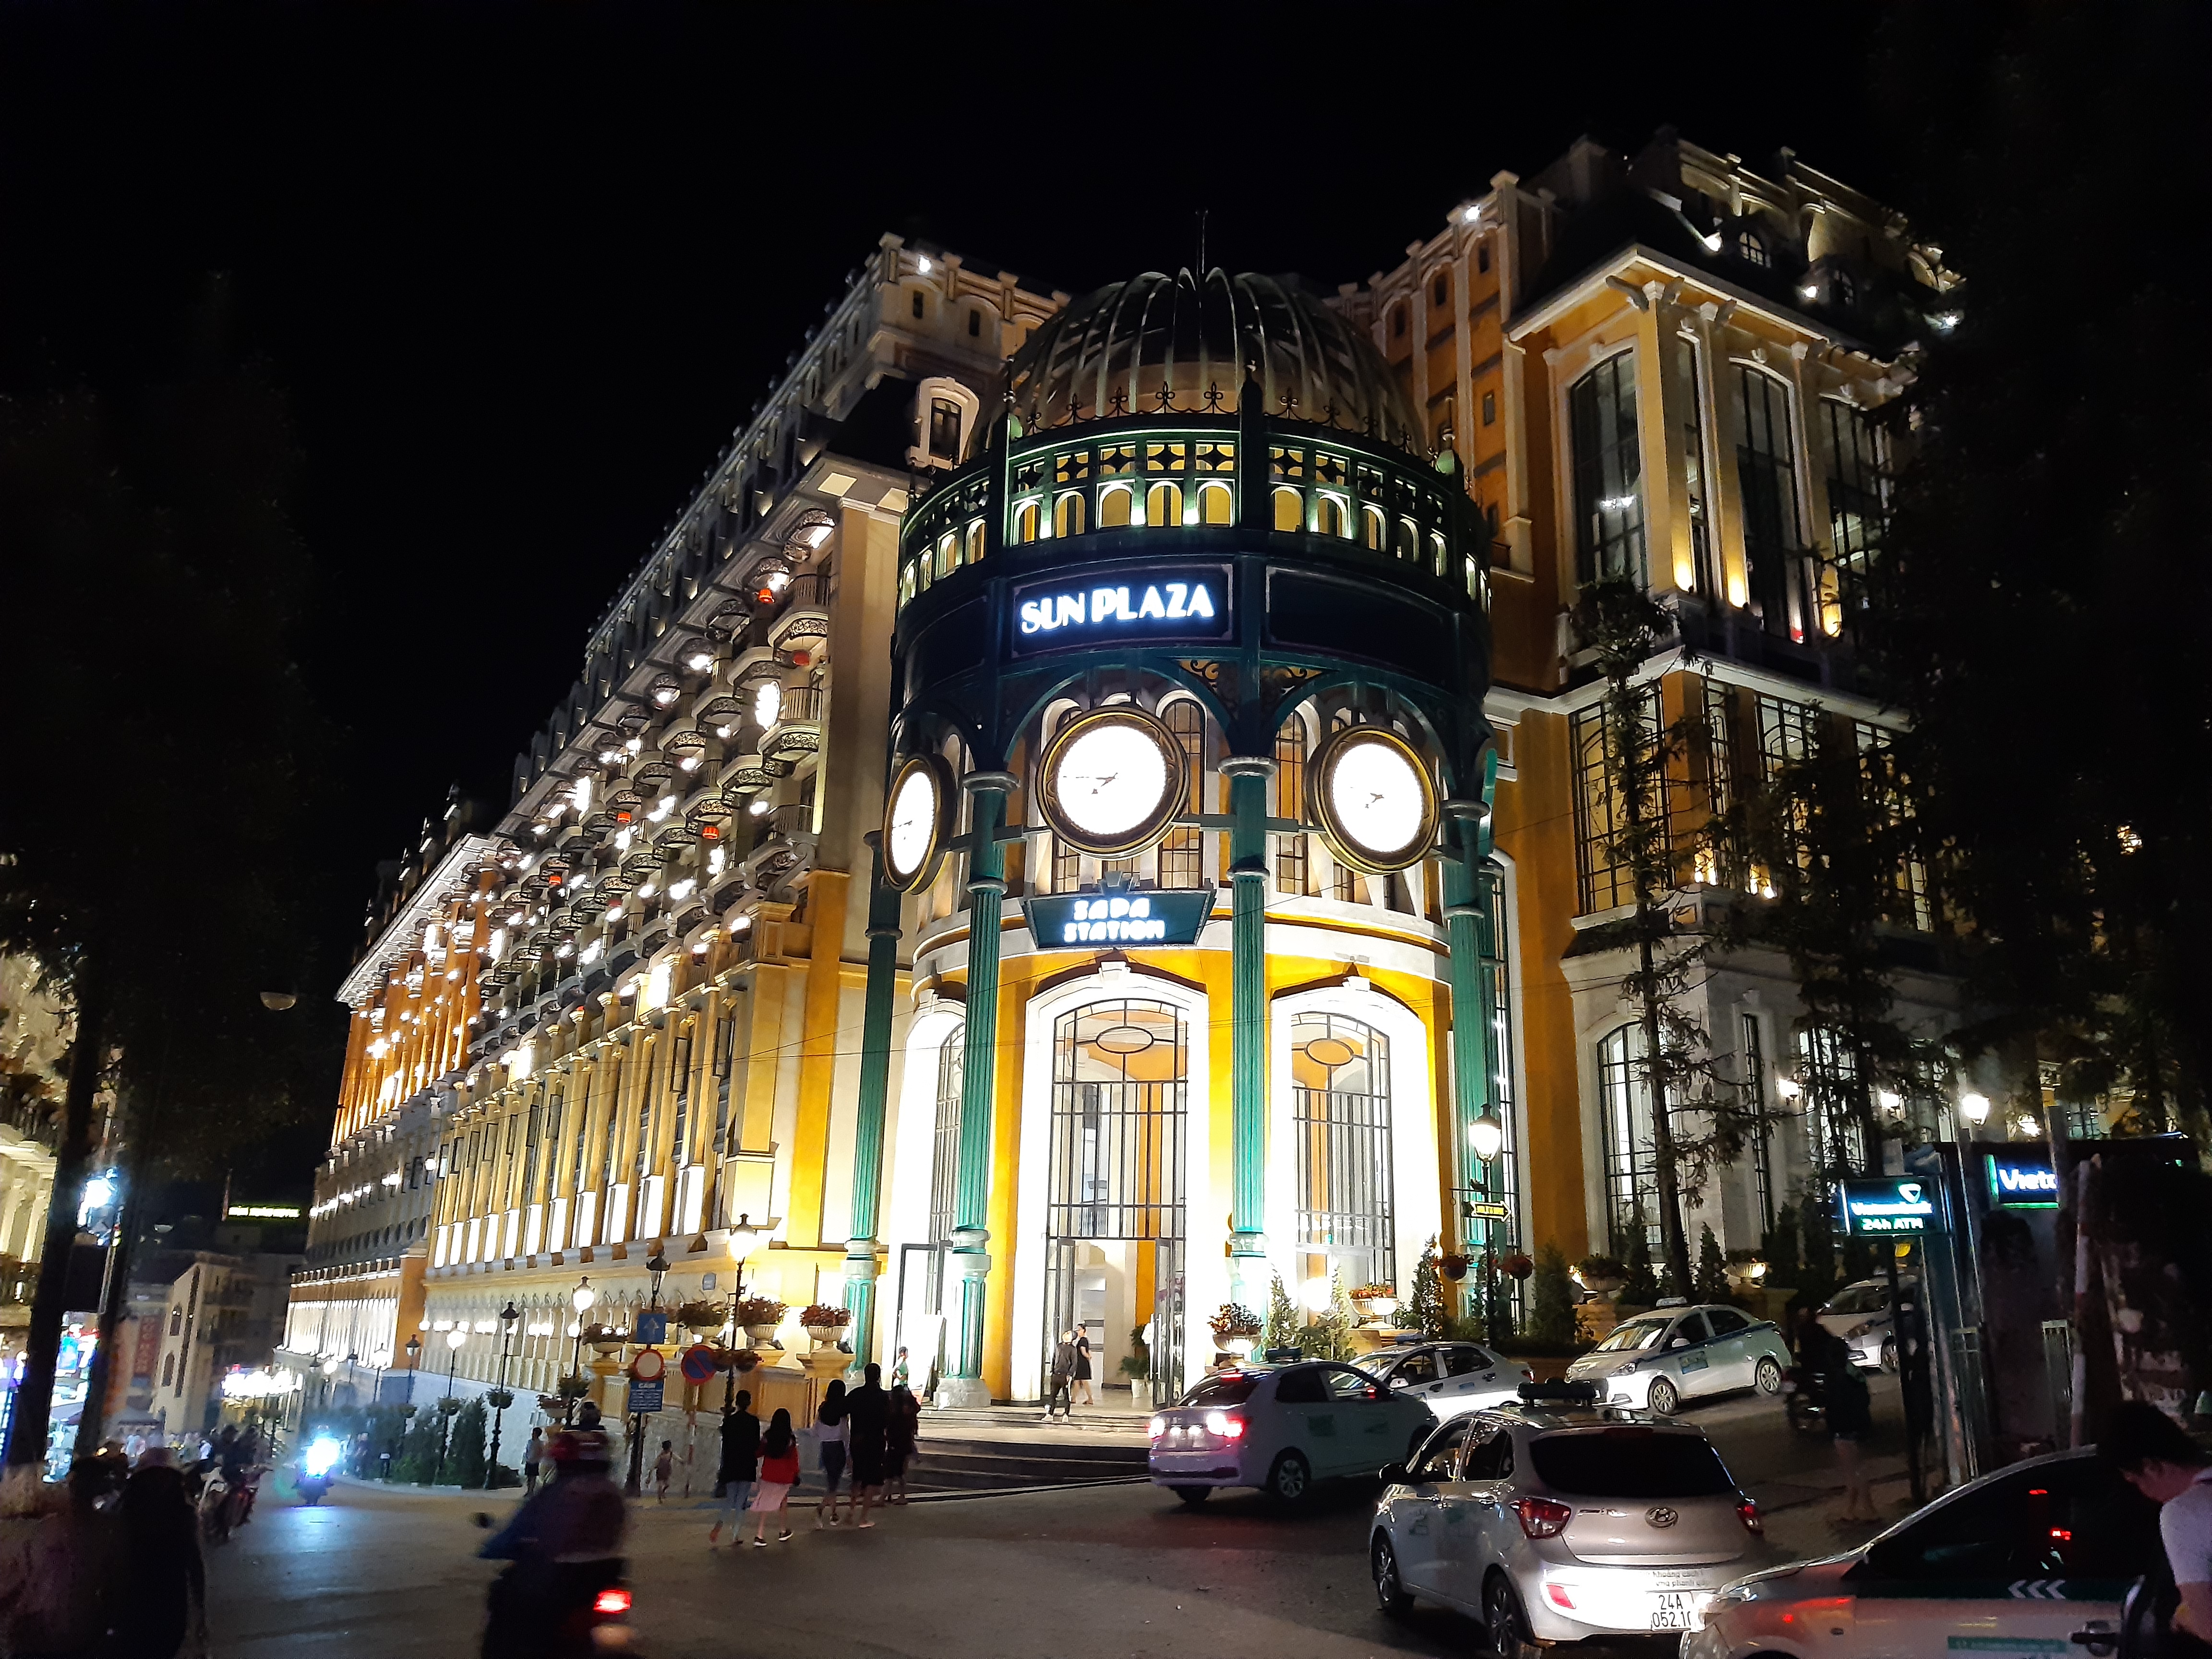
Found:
[1394,516,1419,561]
[1572,692,1663,913]
[1053,492,1085,538]
[1147,481,1182,528]
[1569,353,1646,587]
[1198,481,1233,525]
[1597,1025,1659,1253]
[1273,720,1310,895]
[1362,505,1386,551]
[964,518,986,565]
[1736,367,1802,634]
[1292,1013,1395,1292]
[1099,485,1133,528]
[1735,227,1770,268]
[929,1027,963,1246]
[928,398,962,461]
[1158,699,1205,887]
[1318,493,1349,538]
[1673,335,1716,597]
[1013,500,1040,544]
[1272,486,1303,532]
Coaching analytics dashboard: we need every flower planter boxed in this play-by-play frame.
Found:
[803,1324,845,1347]
[744,1323,781,1345]
[1351,1296,1399,1322]
[1215,1334,1258,1357]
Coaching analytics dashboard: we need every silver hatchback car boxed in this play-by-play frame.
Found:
[1369,1386,1776,1651]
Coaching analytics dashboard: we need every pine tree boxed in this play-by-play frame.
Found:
[1265,1272,1301,1355]
[1620,1233,1662,1308]
[391,1408,442,1485]
[1763,1202,1803,1287]
[1402,1236,1446,1337]
[1694,1226,1731,1304]
[1527,1242,1579,1348]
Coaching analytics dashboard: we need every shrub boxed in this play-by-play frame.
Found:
[1694,1226,1731,1305]
[1620,1235,1662,1307]
[1264,1274,1300,1354]
[446,1398,489,1489]
[1526,1242,1580,1348]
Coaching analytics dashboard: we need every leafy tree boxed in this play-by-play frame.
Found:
[1526,1243,1579,1349]
[446,1398,489,1489]
[1295,1270,1357,1363]
[391,1409,442,1485]
[1619,1234,1662,1308]
[1763,1202,1803,1289]
[1572,580,1755,1296]
[1694,1226,1731,1306]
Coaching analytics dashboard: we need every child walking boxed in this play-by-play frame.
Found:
[653,1440,674,1503]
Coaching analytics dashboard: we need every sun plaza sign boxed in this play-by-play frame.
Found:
[1010,565,1231,654]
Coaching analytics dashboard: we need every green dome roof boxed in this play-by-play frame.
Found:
[1008,268,1419,452]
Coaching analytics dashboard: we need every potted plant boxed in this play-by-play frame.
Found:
[1575,1254,1627,1296]
[735,1296,786,1344]
[485,1388,515,1410]
[677,1298,725,1336]
[1499,1252,1536,1282]
[800,1303,852,1346]
[584,1321,626,1356]
[1209,1302,1263,1356]
[1348,1283,1399,1321]
[1439,1253,1470,1282]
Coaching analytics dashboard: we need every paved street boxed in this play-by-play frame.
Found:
[204,1379,1907,1659]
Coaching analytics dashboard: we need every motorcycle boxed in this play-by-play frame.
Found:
[296,1436,344,1505]
[475,1513,630,1656]
[1782,1361,1828,1433]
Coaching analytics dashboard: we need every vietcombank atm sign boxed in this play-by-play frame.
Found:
[1836,1177,1941,1237]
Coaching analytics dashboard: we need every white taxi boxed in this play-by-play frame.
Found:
[1147,1360,1436,1505]
[1565,1303,1791,1415]
[1359,1340,1537,1422]
[1686,1449,2161,1659]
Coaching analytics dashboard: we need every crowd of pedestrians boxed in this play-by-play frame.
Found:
[704,1363,923,1551]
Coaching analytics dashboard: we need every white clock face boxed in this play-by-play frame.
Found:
[887,765,938,880]
[1052,720,1172,841]
[1328,736,1427,861]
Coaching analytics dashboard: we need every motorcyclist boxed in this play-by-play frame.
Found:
[477,1430,627,1659]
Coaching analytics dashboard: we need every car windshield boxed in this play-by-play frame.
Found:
[1177,1373,1262,1408]
[1593,1317,1671,1353]
[1531,1430,1735,1497]
[1824,1285,1887,1316]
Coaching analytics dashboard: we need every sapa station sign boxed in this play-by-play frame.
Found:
[1835,1177,1941,1237]
[1023,890,1214,947]
[1010,565,1231,655]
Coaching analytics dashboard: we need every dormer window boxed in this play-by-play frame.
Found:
[968,309,982,337]
[928,397,963,461]
[1736,227,1771,268]
[911,290,926,320]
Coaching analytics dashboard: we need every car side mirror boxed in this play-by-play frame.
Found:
[1380,1463,1409,1484]
[1669,1337,1689,1349]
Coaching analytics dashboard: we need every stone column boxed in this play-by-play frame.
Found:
[842,838,905,1368]
[941,771,1015,1408]
[1220,756,1275,1307]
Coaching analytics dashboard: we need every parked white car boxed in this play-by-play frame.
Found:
[1359,1340,1536,1421]
[1686,1448,2161,1659]
[1370,1389,1776,1647]
[1146,1360,1436,1505]
[1564,1303,1791,1415]
[1815,1275,1915,1371]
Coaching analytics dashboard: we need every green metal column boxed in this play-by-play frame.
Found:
[842,838,905,1367]
[944,771,1014,1406]
[1220,755,1274,1304]
[1441,751,1500,1320]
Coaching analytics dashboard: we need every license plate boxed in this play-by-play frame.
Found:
[1649,1592,1696,1631]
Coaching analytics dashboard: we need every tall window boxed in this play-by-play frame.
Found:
[1571,692,1663,914]
[1672,335,1716,597]
[928,1027,963,1246]
[1570,353,1646,586]
[1291,1014,1395,1292]
[1047,1000,1187,1242]
[1855,722,1933,930]
[1823,399,1889,635]
[1734,367,1802,635]
[1798,1026,1868,1184]
[1273,720,1310,896]
[1158,700,1205,888]
[928,398,962,460]
[1596,1025,1659,1253]
[1740,1014,1775,1232]
[1477,864,1521,1262]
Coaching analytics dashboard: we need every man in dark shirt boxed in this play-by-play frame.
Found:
[844,1364,890,1528]
[709,1392,760,1546]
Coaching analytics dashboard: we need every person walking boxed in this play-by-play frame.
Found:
[106,1462,205,1659]
[814,1379,851,1527]
[748,1410,800,1547]
[1814,1324,1876,1522]
[0,1459,118,1659]
[708,1391,760,1547]
[1044,1326,1077,1422]
[522,1428,545,1495]
[890,1346,911,1391]
[844,1364,890,1529]
[1072,1324,1095,1408]
[884,1382,920,1506]
[652,1441,674,1503]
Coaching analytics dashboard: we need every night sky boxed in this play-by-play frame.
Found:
[2,3,1906,1188]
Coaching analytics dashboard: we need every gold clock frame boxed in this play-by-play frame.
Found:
[1307,724,1440,875]
[1035,705,1189,860]
[881,752,956,891]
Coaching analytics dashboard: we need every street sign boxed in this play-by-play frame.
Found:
[625,1378,663,1415]
[1023,889,1215,948]
[1836,1177,1940,1237]
[1466,1201,1510,1221]
[679,1344,721,1384]
[1986,1150,2061,1208]
[629,1347,666,1382]
[632,1312,668,1346]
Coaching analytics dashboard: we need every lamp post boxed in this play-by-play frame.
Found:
[1468,1110,1506,1338]
[624,1252,670,1498]
[565,1276,596,1425]
[434,1327,466,1483]
[484,1303,519,1490]
[722,1215,773,1410]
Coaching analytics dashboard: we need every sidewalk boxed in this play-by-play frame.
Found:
[1753,1452,1918,1564]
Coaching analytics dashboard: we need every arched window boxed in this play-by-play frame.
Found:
[161,1353,175,1387]
[1198,481,1233,525]
[1054,492,1086,538]
[934,531,958,579]
[1569,353,1646,587]
[1098,485,1133,528]
[1272,486,1303,532]
[1147,481,1182,528]
[963,518,987,566]
[1013,500,1041,544]
[1273,718,1310,895]
[1292,1013,1395,1292]
[929,1026,964,1246]
[1431,271,1449,310]
[1158,699,1205,887]
[927,398,963,461]
[1317,493,1350,539]
[1394,516,1419,562]
[1390,303,1407,340]
[1596,1025,1659,1253]
[1362,505,1386,551]
[1735,227,1770,268]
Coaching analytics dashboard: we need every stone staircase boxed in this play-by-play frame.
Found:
[909,1404,1152,1493]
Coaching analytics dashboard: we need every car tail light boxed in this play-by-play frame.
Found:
[593,1588,633,1617]
[1736,1495,1762,1535]
[1203,1410,1246,1440]
[1148,1415,1166,1440]
[1514,1497,1572,1539]
[1543,1584,1576,1610]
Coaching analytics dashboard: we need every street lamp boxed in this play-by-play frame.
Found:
[1467,1111,1506,1339]
[564,1276,596,1425]
[625,1252,671,1498]
[723,1214,773,1410]
[1960,1092,1992,1130]
[484,1302,519,1490]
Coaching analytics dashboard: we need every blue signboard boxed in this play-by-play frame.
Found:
[1986,1150,2060,1208]
[632,1312,668,1346]
[1023,890,1214,948]
[1836,1177,1941,1237]
[625,1378,663,1416]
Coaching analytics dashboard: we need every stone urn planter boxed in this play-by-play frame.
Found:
[1220,1334,1256,1358]
[744,1323,781,1345]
